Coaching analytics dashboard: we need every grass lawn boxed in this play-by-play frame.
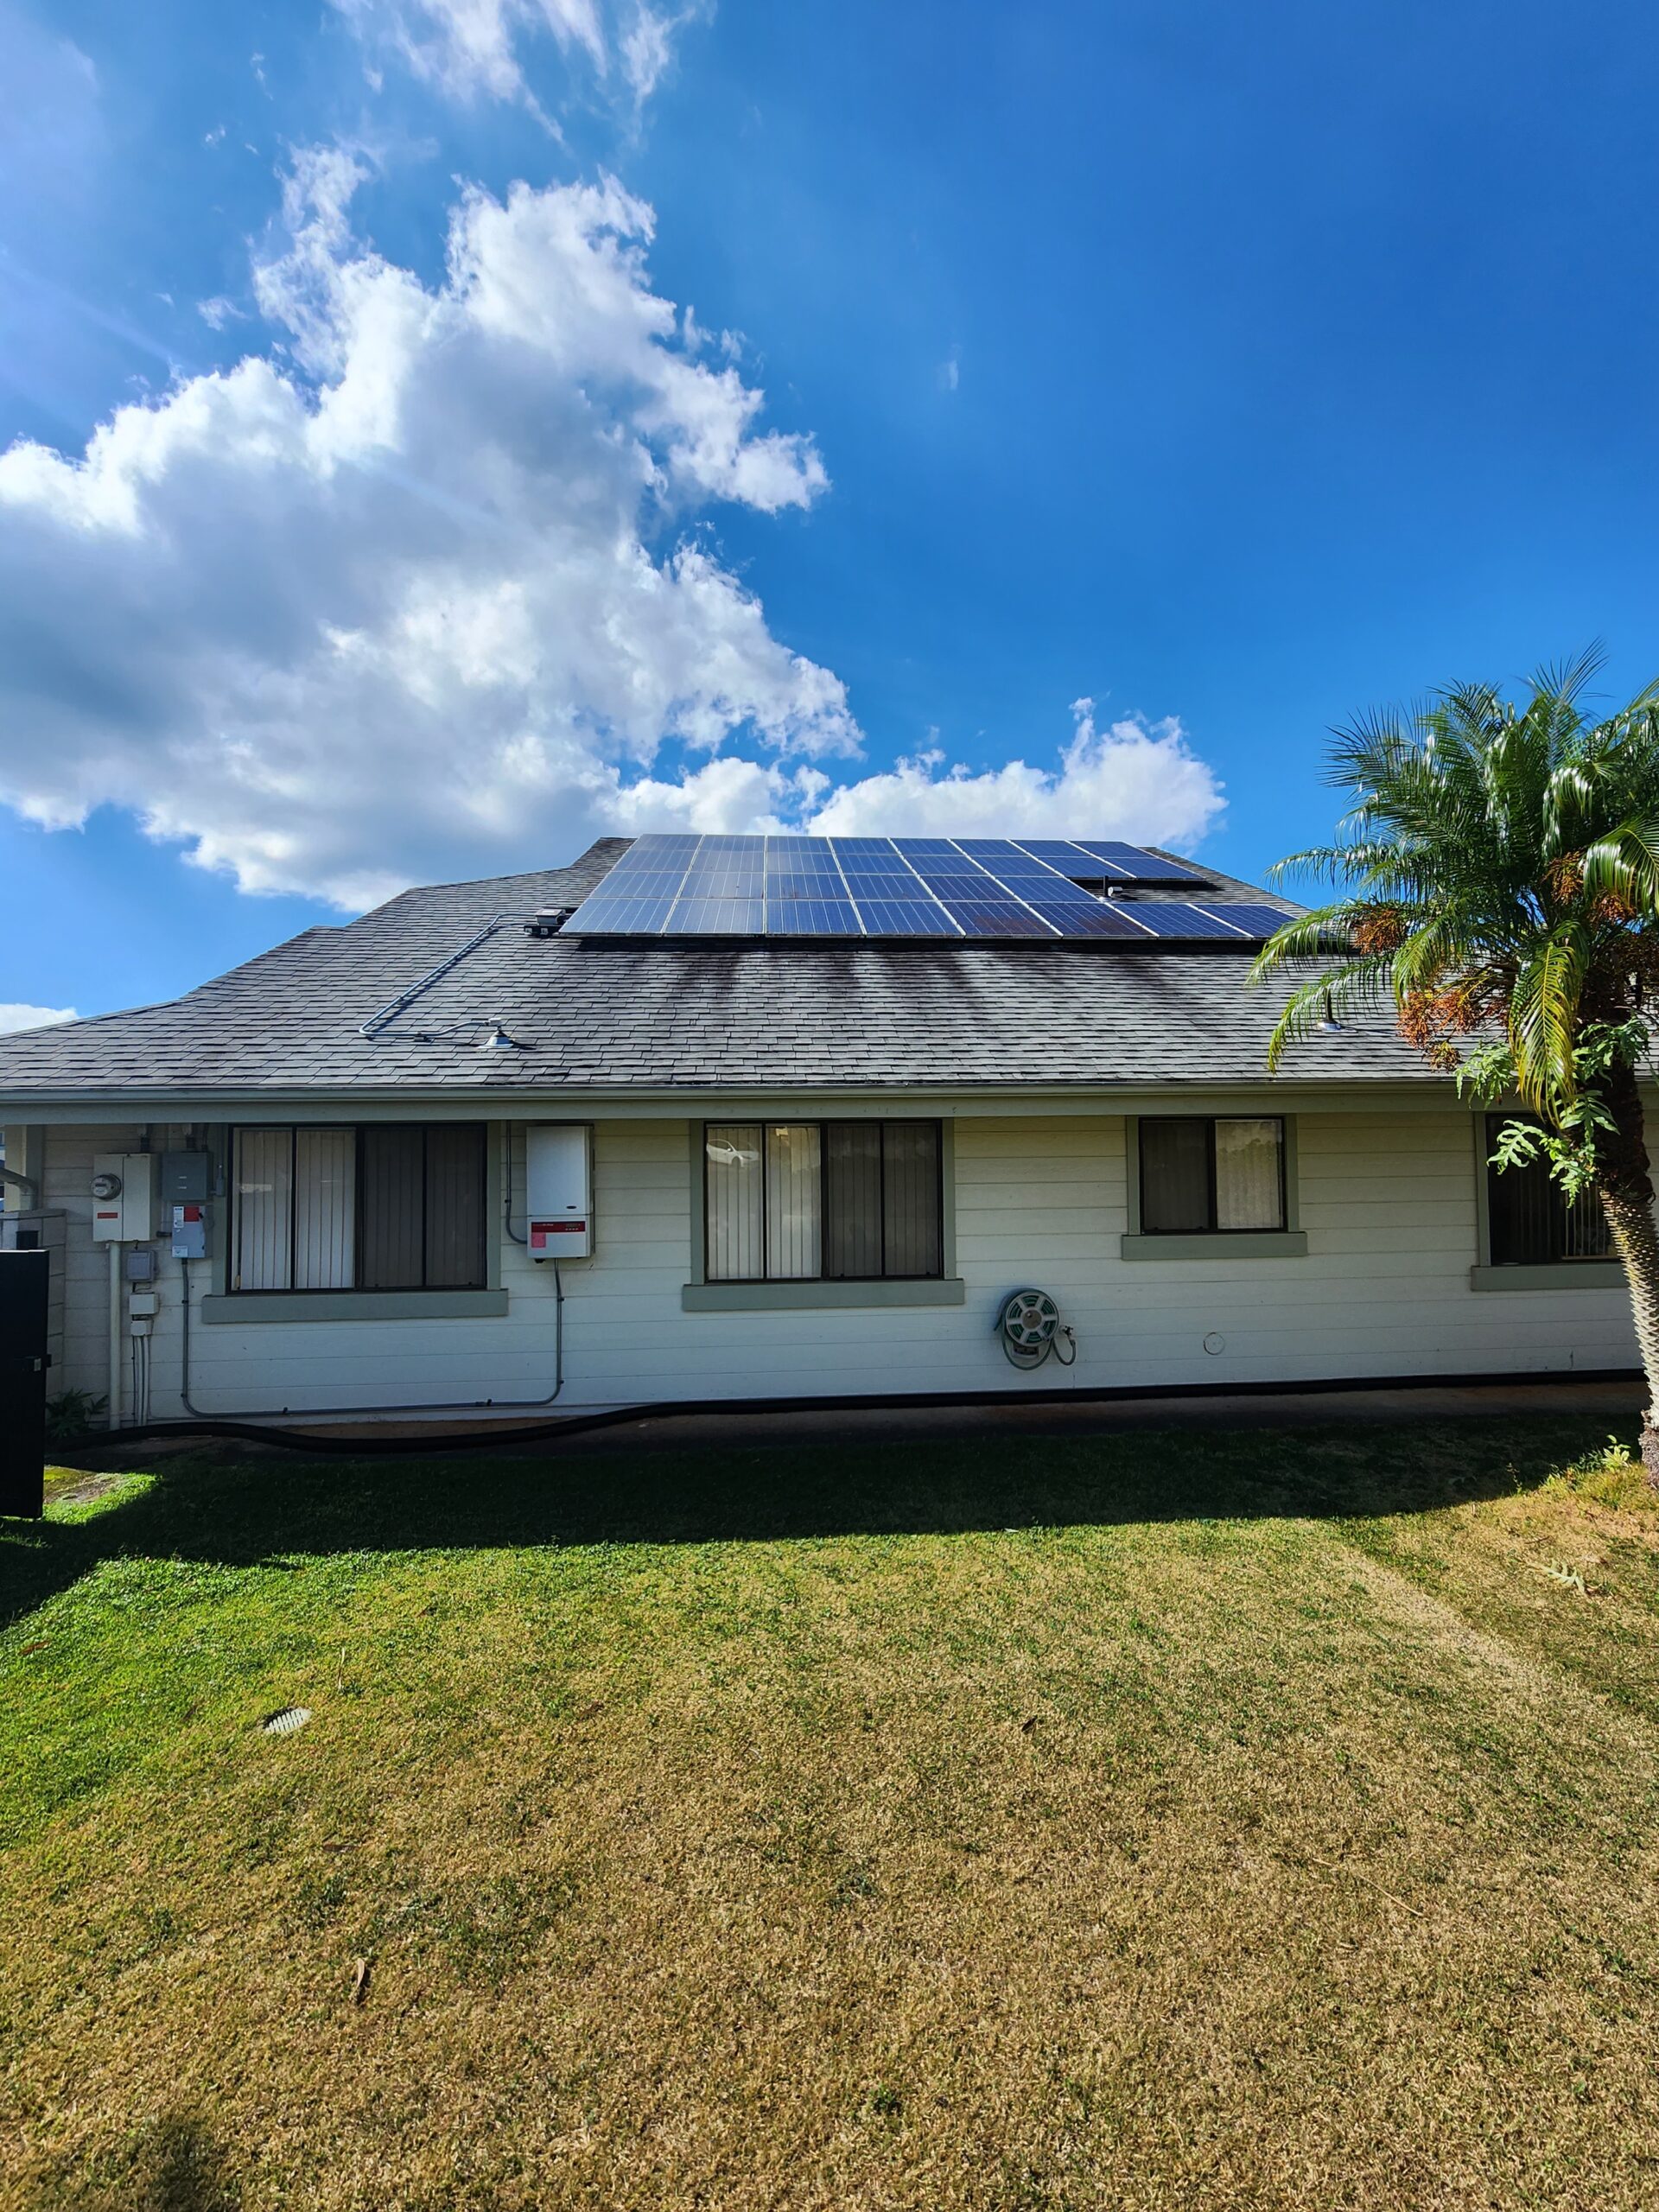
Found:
[4,1414,1659,2210]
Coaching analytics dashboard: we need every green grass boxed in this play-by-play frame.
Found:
[4,1416,1659,2209]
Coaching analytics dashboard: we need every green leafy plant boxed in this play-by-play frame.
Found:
[1251,652,1659,1474]
[45,1389,108,1443]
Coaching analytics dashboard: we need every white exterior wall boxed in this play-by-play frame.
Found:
[25,1107,1638,1426]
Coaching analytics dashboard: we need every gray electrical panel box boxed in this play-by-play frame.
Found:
[171,1205,209,1261]
[161,1152,212,1204]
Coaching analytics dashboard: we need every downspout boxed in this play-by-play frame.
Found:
[107,1242,122,1431]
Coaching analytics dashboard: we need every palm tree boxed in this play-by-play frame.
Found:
[1251,653,1659,1473]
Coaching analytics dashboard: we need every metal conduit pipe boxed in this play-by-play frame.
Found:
[358,916,518,1040]
[175,1135,565,1421]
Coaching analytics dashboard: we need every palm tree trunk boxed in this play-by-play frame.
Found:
[1593,1058,1659,1480]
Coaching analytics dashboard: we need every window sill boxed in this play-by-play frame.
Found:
[1120,1231,1306,1261]
[200,1289,509,1324]
[683,1278,966,1313]
[1468,1262,1624,1294]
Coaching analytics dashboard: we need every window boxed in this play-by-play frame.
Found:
[232,1124,486,1292]
[1139,1116,1286,1235]
[1485,1116,1612,1266]
[704,1122,943,1282]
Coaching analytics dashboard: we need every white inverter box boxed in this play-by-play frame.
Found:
[524,1123,593,1258]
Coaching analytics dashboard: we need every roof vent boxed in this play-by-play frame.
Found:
[480,1023,529,1052]
[525,908,575,938]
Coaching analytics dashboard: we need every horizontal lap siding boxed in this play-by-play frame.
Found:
[33,1109,1643,1420]
[1093,1112,1634,1388]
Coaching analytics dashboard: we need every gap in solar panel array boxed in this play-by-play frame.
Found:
[563,834,1282,942]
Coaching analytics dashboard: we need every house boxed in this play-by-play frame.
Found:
[0,833,1636,1436]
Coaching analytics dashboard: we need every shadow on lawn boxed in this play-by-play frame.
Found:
[0,1410,1624,1632]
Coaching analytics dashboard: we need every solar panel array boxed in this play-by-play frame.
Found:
[562,836,1289,943]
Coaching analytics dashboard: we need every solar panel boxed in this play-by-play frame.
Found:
[1016,897,1160,938]
[1011,874,1115,907]
[1010,840,1135,881]
[838,866,926,897]
[766,899,861,935]
[937,899,1059,938]
[830,837,915,867]
[893,839,975,863]
[558,894,677,933]
[1069,841,1203,883]
[558,833,1247,940]
[1195,904,1294,939]
[947,839,1066,877]
[855,899,963,936]
[1119,902,1249,939]
[666,897,766,933]
[909,872,1004,899]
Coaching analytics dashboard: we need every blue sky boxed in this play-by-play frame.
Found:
[3,0,1657,1021]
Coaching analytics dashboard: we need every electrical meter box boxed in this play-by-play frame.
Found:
[524,1123,593,1259]
[91,1154,156,1242]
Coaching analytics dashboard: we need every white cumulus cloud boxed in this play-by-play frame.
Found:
[0,156,855,908]
[0,150,1227,912]
[0,1003,77,1034]
[806,701,1224,849]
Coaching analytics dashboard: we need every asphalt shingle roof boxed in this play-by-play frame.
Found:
[0,839,1440,1101]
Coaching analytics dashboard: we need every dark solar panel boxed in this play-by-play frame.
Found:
[830,837,913,866]
[910,872,1005,900]
[838,866,925,897]
[855,899,962,936]
[1194,904,1293,938]
[1017,897,1160,938]
[1069,841,1203,883]
[947,839,1065,877]
[1011,839,1101,868]
[938,899,1059,938]
[765,901,861,935]
[1121,902,1249,938]
[1012,874,1114,906]
[559,832,1238,939]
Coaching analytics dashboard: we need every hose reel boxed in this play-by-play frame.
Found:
[994,1286,1077,1370]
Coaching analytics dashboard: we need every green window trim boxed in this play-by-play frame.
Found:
[1123,1115,1301,1245]
[1467,1262,1625,1294]
[1120,1230,1307,1261]
[200,1288,510,1324]
[682,1278,967,1313]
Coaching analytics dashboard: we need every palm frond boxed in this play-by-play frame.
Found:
[1580,818,1659,913]
[1508,925,1590,1108]
[1259,954,1395,1073]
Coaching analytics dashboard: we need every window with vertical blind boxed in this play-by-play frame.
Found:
[1485,1115,1612,1265]
[232,1125,486,1292]
[703,1122,943,1282]
[1138,1116,1287,1235]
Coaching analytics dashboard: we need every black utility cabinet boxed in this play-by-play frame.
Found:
[0,1248,48,1518]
